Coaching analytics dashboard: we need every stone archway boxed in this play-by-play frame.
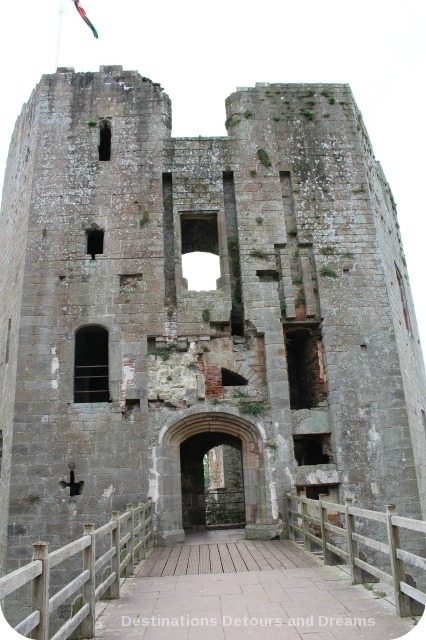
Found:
[152,409,281,544]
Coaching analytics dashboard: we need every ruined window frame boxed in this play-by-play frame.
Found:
[179,210,221,291]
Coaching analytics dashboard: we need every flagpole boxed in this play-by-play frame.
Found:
[55,0,65,70]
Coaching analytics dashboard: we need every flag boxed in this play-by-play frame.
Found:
[72,0,98,39]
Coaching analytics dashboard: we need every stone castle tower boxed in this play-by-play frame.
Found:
[1,66,426,585]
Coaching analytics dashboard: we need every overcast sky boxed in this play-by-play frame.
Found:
[0,0,425,358]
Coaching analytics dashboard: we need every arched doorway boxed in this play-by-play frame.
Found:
[153,409,281,543]
[181,432,245,530]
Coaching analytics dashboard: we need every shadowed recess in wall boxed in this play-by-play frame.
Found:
[74,326,109,402]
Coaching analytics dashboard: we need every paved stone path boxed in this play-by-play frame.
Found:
[96,531,418,640]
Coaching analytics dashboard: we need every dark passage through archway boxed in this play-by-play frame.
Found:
[180,432,245,530]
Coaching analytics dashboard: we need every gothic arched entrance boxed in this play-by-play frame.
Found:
[153,409,281,544]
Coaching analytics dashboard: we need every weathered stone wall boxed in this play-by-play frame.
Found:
[224,82,426,522]
[357,104,426,523]
[0,83,41,578]
[0,66,173,624]
[1,70,426,624]
[205,444,245,526]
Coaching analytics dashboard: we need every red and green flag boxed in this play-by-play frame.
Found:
[72,0,98,39]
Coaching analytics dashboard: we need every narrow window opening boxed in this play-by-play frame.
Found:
[162,172,177,306]
[5,318,11,364]
[86,227,104,260]
[181,214,220,291]
[395,265,411,333]
[285,327,327,410]
[293,434,332,466]
[0,430,3,477]
[99,120,111,161]
[221,368,248,386]
[421,409,426,434]
[74,326,109,402]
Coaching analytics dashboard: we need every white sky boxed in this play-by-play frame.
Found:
[0,0,425,359]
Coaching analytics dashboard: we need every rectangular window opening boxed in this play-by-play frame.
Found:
[293,433,332,466]
[74,326,109,403]
[99,120,111,161]
[162,172,177,305]
[86,228,104,260]
[285,326,327,409]
[181,212,220,291]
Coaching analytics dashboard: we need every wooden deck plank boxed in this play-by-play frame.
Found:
[217,544,236,573]
[148,547,173,577]
[235,542,262,571]
[187,545,200,575]
[161,545,182,576]
[208,544,223,574]
[256,540,294,569]
[199,544,211,575]
[227,543,248,572]
[240,541,273,570]
[261,541,298,569]
[174,545,191,576]
[272,541,317,568]
[139,547,163,576]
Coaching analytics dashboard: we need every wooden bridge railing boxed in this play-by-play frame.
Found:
[0,499,153,639]
[287,492,426,616]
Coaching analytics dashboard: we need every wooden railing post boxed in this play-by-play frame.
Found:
[300,491,311,552]
[287,495,294,541]
[345,498,362,584]
[126,504,134,576]
[108,512,121,599]
[147,497,153,549]
[31,542,49,640]
[81,523,96,639]
[385,504,411,616]
[318,494,330,565]
[139,500,146,560]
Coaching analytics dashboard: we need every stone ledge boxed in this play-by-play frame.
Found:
[294,464,339,486]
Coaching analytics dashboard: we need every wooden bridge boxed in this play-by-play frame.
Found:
[140,535,318,578]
